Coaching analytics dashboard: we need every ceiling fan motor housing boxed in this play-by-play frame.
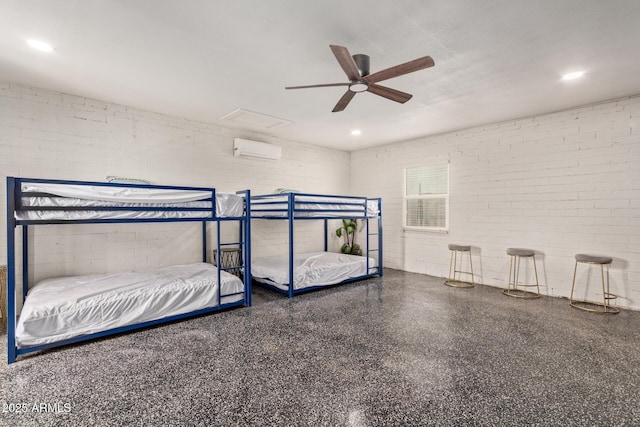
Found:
[352,54,370,77]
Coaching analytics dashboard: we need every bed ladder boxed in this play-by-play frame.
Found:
[365,198,383,277]
[213,189,251,307]
[320,198,383,279]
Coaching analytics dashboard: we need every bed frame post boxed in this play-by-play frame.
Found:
[216,220,221,307]
[244,190,251,307]
[324,219,328,252]
[288,193,294,298]
[202,222,207,263]
[7,177,17,364]
[378,198,384,276]
[365,212,370,275]
[22,226,29,301]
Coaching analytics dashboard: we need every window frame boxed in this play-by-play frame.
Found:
[402,163,450,232]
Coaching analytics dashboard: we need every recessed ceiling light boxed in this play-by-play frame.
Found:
[562,71,585,80]
[26,39,54,52]
[351,129,362,136]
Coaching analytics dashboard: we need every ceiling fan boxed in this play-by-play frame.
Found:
[285,44,435,112]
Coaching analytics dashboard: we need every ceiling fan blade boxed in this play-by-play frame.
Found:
[285,83,350,90]
[330,45,361,81]
[366,83,413,104]
[364,56,435,84]
[332,90,356,112]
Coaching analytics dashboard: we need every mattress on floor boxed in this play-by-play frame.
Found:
[251,195,379,218]
[252,251,378,291]
[16,182,244,220]
[16,263,244,348]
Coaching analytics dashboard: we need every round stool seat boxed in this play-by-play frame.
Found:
[575,254,612,264]
[506,248,535,257]
[448,244,471,251]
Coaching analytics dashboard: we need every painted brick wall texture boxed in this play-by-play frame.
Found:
[351,96,640,310]
[0,82,349,302]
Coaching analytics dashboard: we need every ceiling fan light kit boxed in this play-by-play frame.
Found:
[285,44,434,112]
[349,82,368,93]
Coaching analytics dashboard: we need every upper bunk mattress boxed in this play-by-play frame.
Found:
[251,195,379,218]
[252,251,378,291]
[16,263,244,348]
[15,183,244,221]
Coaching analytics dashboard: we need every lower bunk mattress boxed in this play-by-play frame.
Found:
[16,263,244,348]
[252,251,378,291]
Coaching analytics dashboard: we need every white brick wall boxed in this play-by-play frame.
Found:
[3,81,638,311]
[351,96,640,310]
[0,82,348,303]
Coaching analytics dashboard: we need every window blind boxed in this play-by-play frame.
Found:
[405,164,448,196]
[404,164,449,230]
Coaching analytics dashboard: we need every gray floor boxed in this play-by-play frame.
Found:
[1,268,639,426]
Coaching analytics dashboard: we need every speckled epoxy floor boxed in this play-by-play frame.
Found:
[2,268,640,426]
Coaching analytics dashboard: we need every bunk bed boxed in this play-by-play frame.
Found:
[250,192,382,297]
[5,177,252,364]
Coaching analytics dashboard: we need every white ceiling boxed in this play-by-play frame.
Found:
[2,0,640,151]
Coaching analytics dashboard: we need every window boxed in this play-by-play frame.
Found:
[403,164,449,231]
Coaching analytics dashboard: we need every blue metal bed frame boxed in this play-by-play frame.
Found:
[250,192,383,298]
[5,177,252,364]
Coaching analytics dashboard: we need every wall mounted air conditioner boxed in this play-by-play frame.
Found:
[233,138,282,160]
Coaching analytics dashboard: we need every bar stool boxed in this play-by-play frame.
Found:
[445,244,475,288]
[502,248,540,299]
[570,254,619,314]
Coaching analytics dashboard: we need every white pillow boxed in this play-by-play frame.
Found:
[276,188,300,194]
[106,176,151,185]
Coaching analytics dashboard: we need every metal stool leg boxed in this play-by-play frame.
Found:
[533,254,540,296]
[601,264,608,312]
[602,264,618,313]
[469,251,475,286]
[508,255,515,293]
[449,251,457,281]
[570,260,578,305]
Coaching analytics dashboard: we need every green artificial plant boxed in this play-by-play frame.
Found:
[335,219,363,256]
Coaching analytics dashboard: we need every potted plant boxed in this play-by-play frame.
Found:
[335,219,363,255]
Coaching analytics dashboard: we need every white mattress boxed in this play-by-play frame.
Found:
[16,263,244,348]
[16,183,244,220]
[252,251,378,291]
[251,195,379,218]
